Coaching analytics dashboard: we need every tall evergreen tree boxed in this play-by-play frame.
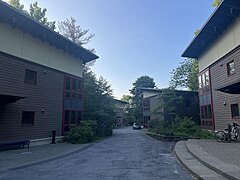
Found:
[130,76,156,122]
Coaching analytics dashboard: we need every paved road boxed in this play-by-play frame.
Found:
[0,127,192,180]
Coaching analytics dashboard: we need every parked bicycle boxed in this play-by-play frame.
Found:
[215,122,240,143]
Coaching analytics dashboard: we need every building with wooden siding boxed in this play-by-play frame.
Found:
[114,99,127,127]
[182,0,240,130]
[139,88,199,128]
[0,1,98,143]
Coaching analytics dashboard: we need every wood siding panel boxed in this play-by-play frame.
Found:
[210,47,240,130]
[0,52,64,142]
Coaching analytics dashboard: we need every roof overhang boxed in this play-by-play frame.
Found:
[182,0,240,59]
[0,94,25,103]
[216,79,240,94]
[0,1,98,63]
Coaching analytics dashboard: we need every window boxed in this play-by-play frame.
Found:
[198,75,202,89]
[25,69,37,84]
[71,111,76,124]
[231,104,239,118]
[227,61,235,76]
[64,110,70,124]
[205,71,209,86]
[66,77,71,90]
[22,111,34,125]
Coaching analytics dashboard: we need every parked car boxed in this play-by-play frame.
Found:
[133,123,141,130]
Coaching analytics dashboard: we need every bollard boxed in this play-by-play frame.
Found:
[51,130,56,144]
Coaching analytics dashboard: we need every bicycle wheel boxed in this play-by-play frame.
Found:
[215,131,227,142]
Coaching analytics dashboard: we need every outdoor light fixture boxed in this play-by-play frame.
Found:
[41,108,45,113]
[223,102,227,106]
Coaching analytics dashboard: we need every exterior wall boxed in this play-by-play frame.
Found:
[0,23,83,77]
[210,46,240,130]
[0,52,64,142]
[142,91,160,98]
[115,101,126,127]
[142,91,199,127]
[199,18,240,72]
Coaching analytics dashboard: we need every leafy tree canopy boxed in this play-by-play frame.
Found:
[8,0,56,30]
[130,75,156,96]
[129,75,156,122]
[212,0,222,7]
[169,58,198,91]
[83,67,116,128]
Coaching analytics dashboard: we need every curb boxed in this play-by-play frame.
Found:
[145,131,198,142]
[186,139,240,180]
[173,141,202,180]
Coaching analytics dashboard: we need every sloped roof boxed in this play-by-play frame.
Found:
[0,1,98,63]
[182,0,240,59]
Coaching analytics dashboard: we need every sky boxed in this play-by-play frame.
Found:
[5,0,215,99]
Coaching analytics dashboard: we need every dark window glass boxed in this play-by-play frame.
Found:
[66,77,71,90]
[64,110,70,124]
[227,61,235,76]
[64,126,69,133]
[72,93,77,98]
[78,94,82,99]
[201,106,204,119]
[204,106,208,119]
[231,104,239,118]
[25,69,37,84]
[65,92,71,98]
[71,111,76,124]
[22,111,34,125]
[77,111,82,123]
[207,105,212,119]
[72,79,77,90]
[64,100,71,109]
[78,80,82,91]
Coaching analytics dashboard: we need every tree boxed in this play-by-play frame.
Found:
[29,2,56,30]
[169,58,198,91]
[8,1,56,30]
[8,0,24,11]
[58,17,95,48]
[121,95,136,125]
[83,67,116,136]
[121,95,131,102]
[152,88,183,126]
[130,76,156,122]
[212,0,222,7]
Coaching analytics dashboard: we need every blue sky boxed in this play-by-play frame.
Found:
[9,0,215,98]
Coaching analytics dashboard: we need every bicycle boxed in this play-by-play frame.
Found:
[215,123,240,143]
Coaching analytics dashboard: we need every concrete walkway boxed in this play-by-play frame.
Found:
[0,142,92,172]
[175,139,240,180]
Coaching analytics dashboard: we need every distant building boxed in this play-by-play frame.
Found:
[139,88,199,128]
[114,99,127,127]
[0,2,98,143]
[182,0,240,130]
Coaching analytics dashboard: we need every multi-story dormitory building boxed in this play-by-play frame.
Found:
[182,0,240,130]
[0,1,98,143]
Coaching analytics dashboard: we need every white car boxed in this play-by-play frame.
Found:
[133,123,141,130]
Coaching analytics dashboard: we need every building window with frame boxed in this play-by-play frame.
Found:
[25,69,37,84]
[231,104,239,118]
[22,111,35,125]
[227,61,235,76]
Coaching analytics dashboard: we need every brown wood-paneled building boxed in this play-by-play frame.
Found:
[182,0,240,130]
[0,2,98,142]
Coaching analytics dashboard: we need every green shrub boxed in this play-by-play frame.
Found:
[148,116,214,139]
[64,120,97,144]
